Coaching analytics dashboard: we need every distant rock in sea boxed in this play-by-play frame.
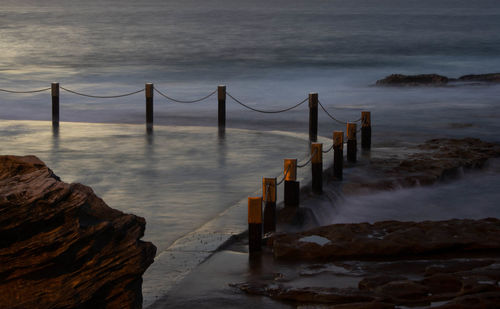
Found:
[376,74,449,86]
[458,73,500,83]
[376,73,500,86]
[0,155,156,308]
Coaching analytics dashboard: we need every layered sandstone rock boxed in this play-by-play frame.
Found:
[0,155,156,308]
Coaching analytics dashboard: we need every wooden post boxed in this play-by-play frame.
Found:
[248,197,262,253]
[284,159,297,182]
[347,123,357,163]
[145,83,154,133]
[333,131,344,180]
[51,83,59,127]
[309,93,318,142]
[218,85,226,130]
[311,143,323,194]
[361,111,371,150]
[284,159,299,208]
[262,177,277,234]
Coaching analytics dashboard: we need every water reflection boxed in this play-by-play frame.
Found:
[50,125,60,165]
[2,120,311,254]
[218,127,225,140]
[248,252,263,273]
[217,129,227,193]
[52,125,59,138]
[146,130,154,147]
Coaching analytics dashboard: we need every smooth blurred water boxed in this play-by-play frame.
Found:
[1,0,499,244]
[1,0,500,145]
[308,159,500,226]
[1,120,313,253]
[2,3,500,303]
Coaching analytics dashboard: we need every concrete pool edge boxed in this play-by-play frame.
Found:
[0,119,333,307]
[142,132,331,307]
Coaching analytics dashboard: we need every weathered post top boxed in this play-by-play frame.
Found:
[262,178,277,203]
[145,83,154,98]
[308,92,318,108]
[248,197,262,224]
[217,85,226,100]
[334,131,344,149]
[51,83,59,96]
[347,123,357,140]
[311,143,323,164]
[284,159,297,181]
[361,111,371,127]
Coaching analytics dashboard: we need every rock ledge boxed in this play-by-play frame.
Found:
[0,155,156,308]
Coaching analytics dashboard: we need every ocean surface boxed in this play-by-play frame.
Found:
[1,0,500,145]
[2,0,500,306]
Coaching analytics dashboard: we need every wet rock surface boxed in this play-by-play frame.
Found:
[341,138,500,194]
[0,155,156,308]
[277,138,500,229]
[232,138,500,308]
[272,218,500,260]
[232,252,500,308]
[376,73,500,86]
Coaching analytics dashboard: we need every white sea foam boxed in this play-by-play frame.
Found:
[299,235,331,246]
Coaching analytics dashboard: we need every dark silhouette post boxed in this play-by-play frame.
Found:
[309,92,318,142]
[51,83,59,128]
[361,111,371,150]
[347,123,357,163]
[262,177,277,234]
[218,85,226,131]
[145,83,154,133]
[311,143,323,194]
[333,131,344,180]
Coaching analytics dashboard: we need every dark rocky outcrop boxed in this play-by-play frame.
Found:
[233,283,376,305]
[233,261,500,308]
[278,138,500,239]
[342,138,500,194]
[458,73,500,83]
[375,74,449,86]
[376,73,500,86]
[272,218,500,260]
[234,138,500,308]
[234,229,500,307]
[0,155,156,308]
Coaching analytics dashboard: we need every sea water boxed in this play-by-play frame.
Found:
[2,0,499,220]
[1,0,499,145]
[2,0,500,305]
